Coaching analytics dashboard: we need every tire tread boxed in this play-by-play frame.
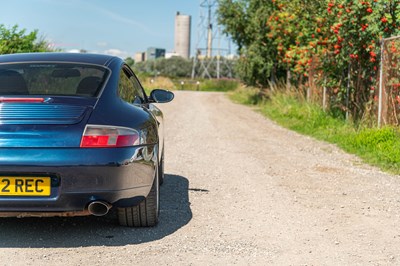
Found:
[117,172,159,227]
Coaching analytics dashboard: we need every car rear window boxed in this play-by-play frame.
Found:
[0,63,109,97]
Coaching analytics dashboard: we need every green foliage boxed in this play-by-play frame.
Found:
[200,79,239,91]
[134,56,236,79]
[137,75,240,93]
[218,0,400,121]
[350,127,400,171]
[258,92,351,142]
[133,56,193,78]
[192,57,237,79]
[0,24,52,54]
[158,57,193,78]
[229,85,264,105]
[320,0,399,120]
[218,0,276,86]
[217,0,249,51]
[125,57,135,67]
[174,78,240,92]
[231,87,400,174]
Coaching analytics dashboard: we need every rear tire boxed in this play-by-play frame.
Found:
[117,168,159,227]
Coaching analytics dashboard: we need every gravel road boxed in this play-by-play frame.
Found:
[1,91,400,265]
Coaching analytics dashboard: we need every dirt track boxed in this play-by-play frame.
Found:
[1,91,400,265]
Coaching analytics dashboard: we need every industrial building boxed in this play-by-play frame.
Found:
[146,47,166,60]
[174,12,191,59]
[134,52,145,63]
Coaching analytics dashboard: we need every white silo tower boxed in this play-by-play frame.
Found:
[174,12,191,59]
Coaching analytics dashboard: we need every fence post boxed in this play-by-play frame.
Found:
[378,39,385,128]
[323,76,327,111]
[346,63,351,121]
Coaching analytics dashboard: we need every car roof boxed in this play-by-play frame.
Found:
[0,52,120,66]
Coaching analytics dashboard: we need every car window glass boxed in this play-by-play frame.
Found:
[118,69,142,104]
[0,63,108,96]
[130,75,145,102]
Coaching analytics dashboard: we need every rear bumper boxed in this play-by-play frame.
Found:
[0,145,157,215]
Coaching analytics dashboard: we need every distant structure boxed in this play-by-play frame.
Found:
[191,0,233,79]
[165,52,180,59]
[174,12,191,59]
[146,47,166,60]
[134,52,145,63]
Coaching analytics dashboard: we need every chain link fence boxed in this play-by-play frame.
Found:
[378,36,400,127]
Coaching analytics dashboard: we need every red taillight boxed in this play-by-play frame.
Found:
[80,125,140,148]
[0,97,45,103]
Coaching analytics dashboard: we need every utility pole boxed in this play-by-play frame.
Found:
[206,3,213,58]
[191,0,233,79]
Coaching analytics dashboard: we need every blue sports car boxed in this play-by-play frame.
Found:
[0,53,174,227]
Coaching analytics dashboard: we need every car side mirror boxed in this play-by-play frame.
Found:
[149,89,174,103]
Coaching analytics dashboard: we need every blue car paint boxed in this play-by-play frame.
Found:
[0,145,156,211]
[0,53,161,216]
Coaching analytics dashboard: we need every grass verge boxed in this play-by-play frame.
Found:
[138,75,240,93]
[230,86,400,174]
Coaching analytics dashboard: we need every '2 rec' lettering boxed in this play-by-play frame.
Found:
[0,177,51,196]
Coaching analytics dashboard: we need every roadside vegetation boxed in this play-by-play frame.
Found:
[0,24,54,54]
[216,0,400,174]
[127,52,239,94]
[138,75,240,94]
[131,56,236,80]
[230,86,400,174]
[218,0,400,122]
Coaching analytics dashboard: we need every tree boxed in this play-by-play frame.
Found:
[218,0,277,87]
[125,57,135,67]
[217,0,400,120]
[322,0,400,119]
[133,57,193,78]
[0,24,52,54]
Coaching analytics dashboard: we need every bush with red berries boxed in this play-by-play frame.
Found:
[219,0,400,121]
[265,0,399,119]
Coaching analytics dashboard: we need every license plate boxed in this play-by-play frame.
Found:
[0,177,51,196]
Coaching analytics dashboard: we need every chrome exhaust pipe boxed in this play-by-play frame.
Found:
[88,201,112,216]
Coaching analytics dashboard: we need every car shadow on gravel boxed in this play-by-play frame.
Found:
[0,174,192,248]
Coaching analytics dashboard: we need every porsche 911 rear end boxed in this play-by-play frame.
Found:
[0,54,161,227]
